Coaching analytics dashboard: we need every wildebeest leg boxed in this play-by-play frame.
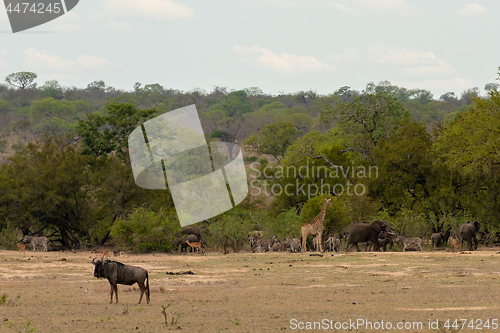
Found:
[114,284,119,303]
[109,284,114,304]
[138,282,145,304]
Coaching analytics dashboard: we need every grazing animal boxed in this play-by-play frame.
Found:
[459,220,481,251]
[325,236,335,252]
[175,234,199,253]
[185,240,202,253]
[17,243,26,255]
[285,237,301,253]
[102,250,111,260]
[345,220,391,252]
[325,236,341,252]
[256,235,278,253]
[246,234,258,252]
[395,236,423,251]
[22,235,48,252]
[301,198,332,252]
[92,258,150,304]
[365,238,389,252]
[448,236,462,251]
[180,225,201,240]
[312,235,320,251]
[271,240,284,252]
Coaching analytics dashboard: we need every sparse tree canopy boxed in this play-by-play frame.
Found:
[5,71,37,90]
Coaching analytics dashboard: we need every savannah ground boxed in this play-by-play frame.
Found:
[1,247,499,333]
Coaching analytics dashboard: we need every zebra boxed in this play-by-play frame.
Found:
[285,237,301,253]
[22,235,48,252]
[256,235,278,253]
[325,236,341,252]
[395,235,423,252]
[271,240,284,252]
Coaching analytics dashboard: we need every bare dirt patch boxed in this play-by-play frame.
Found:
[1,249,499,332]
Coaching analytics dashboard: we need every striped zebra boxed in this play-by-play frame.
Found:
[395,235,423,252]
[285,237,301,253]
[22,235,48,252]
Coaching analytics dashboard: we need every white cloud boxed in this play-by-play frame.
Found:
[332,42,459,79]
[23,48,109,72]
[332,2,355,13]
[234,44,335,74]
[366,42,436,65]
[102,0,196,20]
[397,77,472,92]
[48,12,83,32]
[400,60,457,78]
[241,0,307,7]
[332,43,437,66]
[51,24,83,32]
[107,21,134,32]
[331,47,363,63]
[353,0,419,13]
[457,3,488,18]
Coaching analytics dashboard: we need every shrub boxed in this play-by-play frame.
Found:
[110,208,180,253]
[0,223,22,250]
[259,158,268,165]
[204,209,256,253]
[244,156,258,163]
[0,140,7,153]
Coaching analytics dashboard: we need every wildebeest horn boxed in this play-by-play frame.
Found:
[92,257,97,264]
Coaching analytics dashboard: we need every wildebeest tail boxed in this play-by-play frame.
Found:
[146,271,150,301]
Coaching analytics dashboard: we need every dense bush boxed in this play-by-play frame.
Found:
[110,208,180,253]
[0,223,22,250]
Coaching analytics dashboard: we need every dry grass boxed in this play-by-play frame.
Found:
[1,249,499,332]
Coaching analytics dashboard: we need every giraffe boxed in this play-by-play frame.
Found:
[301,198,332,252]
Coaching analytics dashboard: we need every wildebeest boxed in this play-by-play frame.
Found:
[92,258,150,304]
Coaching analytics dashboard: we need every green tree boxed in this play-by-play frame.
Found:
[28,98,76,134]
[0,135,95,247]
[0,99,9,113]
[223,90,253,116]
[321,91,410,160]
[5,71,37,90]
[434,89,500,224]
[75,103,158,158]
[39,80,63,99]
[369,120,434,215]
[244,121,297,162]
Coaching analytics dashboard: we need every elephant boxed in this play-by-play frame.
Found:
[365,238,389,252]
[180,225,201,240]
[345,220,391,252]
[174,234,199,253]
[431,230,450,249]
[459,220,481,251]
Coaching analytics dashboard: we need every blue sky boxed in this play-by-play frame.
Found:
[1,0,499,98]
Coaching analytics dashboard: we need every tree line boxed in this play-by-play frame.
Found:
[0,70,499,251]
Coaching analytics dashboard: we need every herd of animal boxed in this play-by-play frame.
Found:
[12,198,485,304]
[245,199,483,254]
